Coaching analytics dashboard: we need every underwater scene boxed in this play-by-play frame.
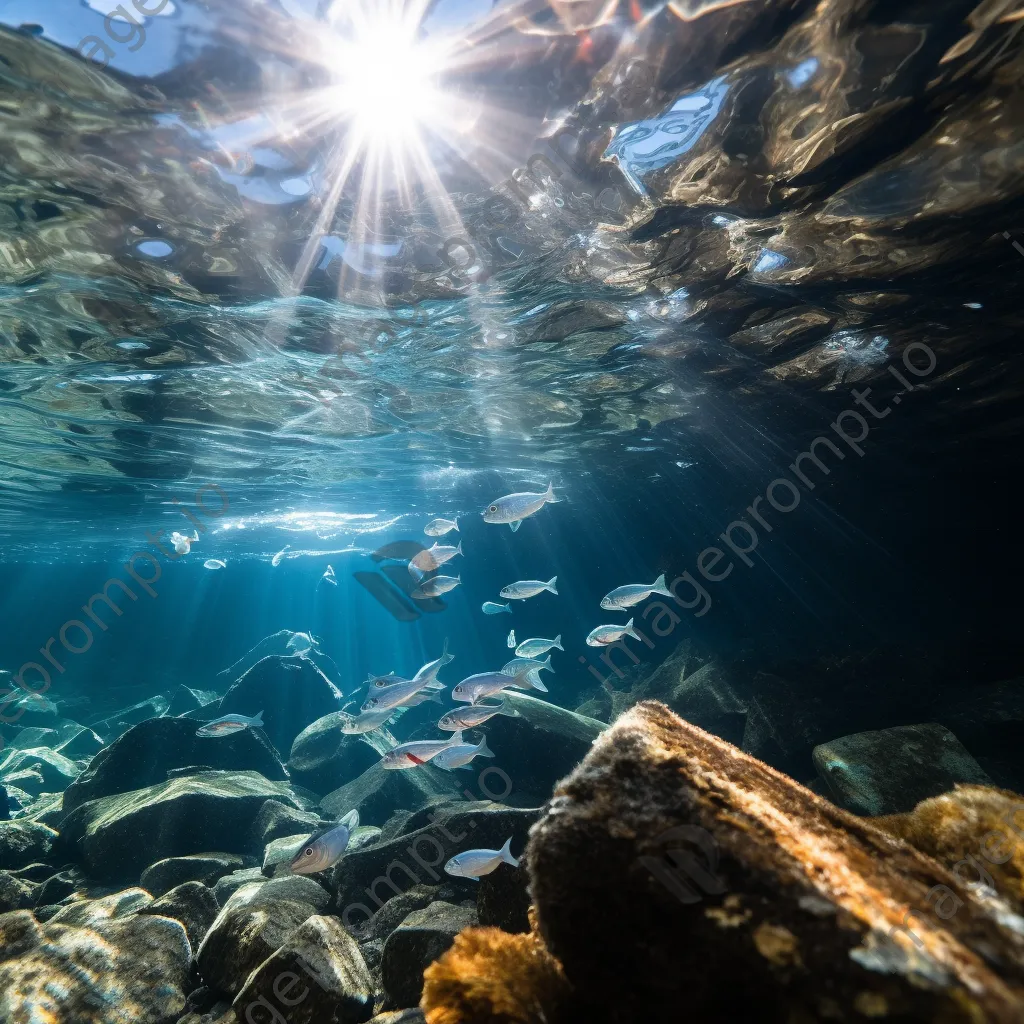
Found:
[2,0,1024,1020]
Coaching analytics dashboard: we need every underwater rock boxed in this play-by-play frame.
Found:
[937,680,1024,790]
[216,656,344,755]
[379,810,417,843]
[0,745,80,793]
[333,805,538,936]
[7,726,59,750]
[56,771,303,882]
[812,723,992,816]
[363,883,459,943]
[230,914,374,1024]
[321,761,459,825]
[167,684,221,718]
[63,717,287,813]
[872,785,1024,916]
[141,852,249,897]
[0,783,8,820]
[252,798,323,847]
[140,880,221,952]
[34,867,85,906]
[0,870,36,912]
[288,711,382,794]
[474,692,605,803]
[196,881,322,995]
[0,768,44,799]
[476,861,530,935]
[47,886,153,926]
[0,819,57,869]
[420,923,571,1024]
[527,700,1024,1022]
[54,724,106,761]
[369,1013,425,1024]
[214,867,269,905]
[90,696,170,740]
[0,907,191,1023]
[22,791,67,829]
[380,902,478,1011]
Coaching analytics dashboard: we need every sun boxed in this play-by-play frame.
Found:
[323,6,449,150]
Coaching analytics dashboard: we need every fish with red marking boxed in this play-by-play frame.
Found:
[381,733,463,770]
[196,710,264,738]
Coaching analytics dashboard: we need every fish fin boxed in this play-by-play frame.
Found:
[451,730,464,744]
[652,572,671,596]
[453,518,459,532]
[509,520,521,532]
[625,616,642,641]
[477,737,494,758]
[502,603,511,613]
[544,481,558,503]
[500,836,520,867]
[546,576,558,594]
[497,699,520,718]
[251,710,264,727]
[440,637,455,666]
[340,808,359,830]
[456,541,463,556]
[425,690,444,704]
[529,673,549,693]
[466,875,480,882]
[455,764,474,771]
[554,634,563,651]
[540,655,553,672]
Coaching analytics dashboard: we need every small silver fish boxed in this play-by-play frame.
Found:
[196,710,264,737]
[411,638,454,688]
[381,733,462,770]
[501,655,552,693]
[452,666,539,703]
[482,482,557,531]
[271,544,291,566]
[500,577,557,600]
[363,676,444,712]
[507,629,516,649]
[600,573,673,611]
[432,735,494,770]
[482,601,511,615]
[586,618,643,646]
[320,564,337,586]
[444,838,519,880]
[515,635,562,658]
[425,517,459,537]
[289,809,359,874]
[340,708,399,734]
[410,542,463,573]
[203,558,226,570]
[411,575,461,599]
[438,700,515,731]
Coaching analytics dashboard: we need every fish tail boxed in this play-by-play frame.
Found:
[546,576,558,594]
[251,710,264,727]
[497,699,520,718]
[544,481,558,503]
[456,541,463,556]
[529,672,549,693]
[477,737,495,758]
[554,634,563,650]
[440,636,455,665]
[426,690,443,704]
[500,836,520,867]
[625,617,642,641]
[652,572,671,596]
[502,603,511,613]
[341,808,359,829]
[453,518,459,532]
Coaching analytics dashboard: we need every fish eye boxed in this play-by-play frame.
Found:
[489,505,497,512]
[304,849,313,857]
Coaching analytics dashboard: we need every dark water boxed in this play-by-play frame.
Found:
[1,0,1023,1013]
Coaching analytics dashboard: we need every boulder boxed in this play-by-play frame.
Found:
[474,691,605,802]
[0,746,80,793]
[0,906,190,1023]
[6,862,56,882]
[7,727,59,750]
[141,852,248,897]
[54,724,105,761]
[47,887,153,926]
[367,1013,425,1024]
[363,883,452,943]
[35,868,86,906]
[214,867,268,905]
[380,902,478,1010]
[140,880,220,951]
[288,712,381,794]
[1,769,44,798]
[0,870,36,912]
[88,696,170,740]
[812,723,992,815]
[56,771,303,882]
[63,717,287,813]
[231,914,374,1024]
[216,656,344,755]
[333,804,539,939]
[0,820,57,869]
[528,700,1024,1022]
[320,761,459,825]
[196,882,321,995]
[251,799,322,847]
[166,684,221,718]
[476,854,531,933]
[0,783,8,820]
[19,791,65,828]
